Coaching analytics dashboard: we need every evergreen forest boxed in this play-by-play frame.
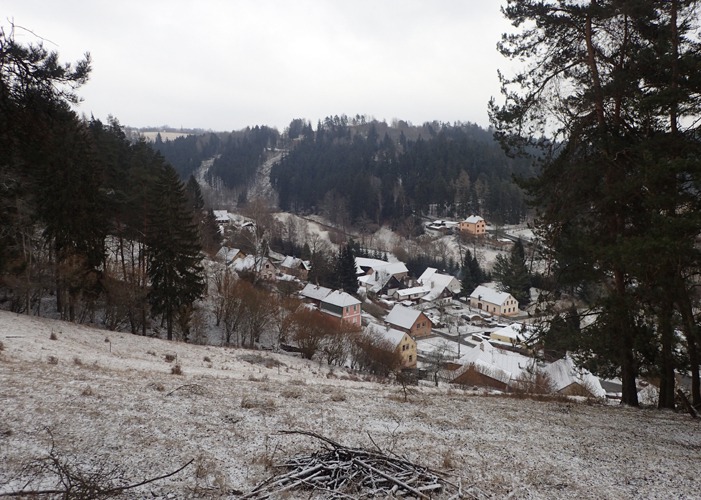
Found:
[152,116,536,228]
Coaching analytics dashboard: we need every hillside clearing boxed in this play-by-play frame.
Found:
[1,311,699,499]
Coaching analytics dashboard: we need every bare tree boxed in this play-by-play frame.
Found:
[290,308,337,360]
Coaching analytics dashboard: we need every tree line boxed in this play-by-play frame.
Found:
[271,117,535,228]
[0,26,214,339]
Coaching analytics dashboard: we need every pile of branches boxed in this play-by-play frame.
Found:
[243,430,474,499]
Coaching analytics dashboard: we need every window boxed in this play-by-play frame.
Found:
[409,355,413,361]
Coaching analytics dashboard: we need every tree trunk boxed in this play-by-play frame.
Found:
[675,286,701,406]
[658,306,676,409]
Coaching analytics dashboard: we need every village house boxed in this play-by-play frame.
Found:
[232,255,276,280]
[278,256,311,280]
[367,324,418,369]
[544,357,606,398]
[450,340,536,391]
[459,215,486,237]
[392,286,429,303]
[425,220,459,234]
[417,267,462,304]
[215,246,244,266]
[385,304,432,338]
[488,323,530,348]
[356,258,409,280]
[299,283,333,307]
[320,291,362,328]
[469,285,519,317]
[213,210,232,225]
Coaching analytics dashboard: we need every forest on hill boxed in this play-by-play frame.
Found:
[152,116,536,227]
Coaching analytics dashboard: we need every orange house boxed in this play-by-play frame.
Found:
[459,215,486,237]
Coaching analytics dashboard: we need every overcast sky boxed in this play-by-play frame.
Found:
[5,1,512,132]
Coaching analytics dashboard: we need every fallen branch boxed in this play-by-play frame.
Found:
[243,430,464,499]
[0,430,194,499]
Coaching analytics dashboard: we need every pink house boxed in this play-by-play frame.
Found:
[320,291,362,328]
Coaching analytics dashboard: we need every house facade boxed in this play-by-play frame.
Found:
[459,215,486,237]
[367,324,418,369]
[469,285,519,317]
[417,267,462,304]
[385,304,432,338]
[232,255,276,280]
[320,291,362,328]
[279,256,310,280]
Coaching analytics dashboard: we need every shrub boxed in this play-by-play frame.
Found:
[171,364,183,375]
[49,330,58,341]
[203,356,212,363]
[73,356,83,366]
[329,391,346,402]
[47,356,59,365]
[164,354,177,363]
[0,340,4,351]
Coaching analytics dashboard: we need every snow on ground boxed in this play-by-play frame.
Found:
[2,311,700,499]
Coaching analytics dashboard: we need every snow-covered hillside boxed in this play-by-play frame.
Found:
[1,311,699,498]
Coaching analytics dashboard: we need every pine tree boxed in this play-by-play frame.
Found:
[334,241,358,295]
[490,0,701,406]
[460,249,487,296]
[492,239,530,307]
[147,160,205,340]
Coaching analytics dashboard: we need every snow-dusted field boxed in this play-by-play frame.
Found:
[1,311,699,499]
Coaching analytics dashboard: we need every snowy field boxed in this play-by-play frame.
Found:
[1,311,700,499]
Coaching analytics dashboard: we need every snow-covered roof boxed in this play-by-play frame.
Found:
[470,285,514,306]
[393,286,429,298]
[299,283,333,301]
[215,246,241,264]
[462,215,484,224]
[367,323,408,350]
[385,304,423,330]
[418,267,461,302]
[231,255,272,273]
[490,323,528,342]
[321,290,361,308]
[544,357,606,398]
[454,340,535,384]
[279,256,310,270]
[355,257,388,274]
[213,210,231,222]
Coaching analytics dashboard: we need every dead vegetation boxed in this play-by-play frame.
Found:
[0,428,193,499]
[243,430,476,499]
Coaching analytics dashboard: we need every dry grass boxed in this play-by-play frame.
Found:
[240,396,276,410]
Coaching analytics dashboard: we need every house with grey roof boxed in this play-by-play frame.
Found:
[385,304,432,338]
[320,290,362,328]
[469,285,519,317]
[299,283,333,307]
